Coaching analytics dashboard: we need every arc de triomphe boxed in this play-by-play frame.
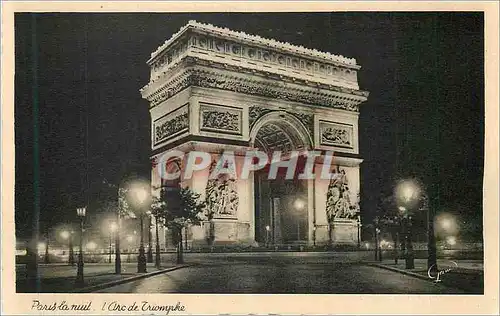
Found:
[141,21,369,248]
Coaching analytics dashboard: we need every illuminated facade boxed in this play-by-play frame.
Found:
[140,21,369,247]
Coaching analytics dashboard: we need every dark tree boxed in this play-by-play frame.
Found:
[154,187,205,264]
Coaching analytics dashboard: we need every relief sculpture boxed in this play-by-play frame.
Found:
[154,107,189,145]
[201,104,242,134]
[322,128,351,146]
[326,167,359,221]
[205,161,239,219]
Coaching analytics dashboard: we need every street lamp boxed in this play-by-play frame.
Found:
[293,198,305,243]
[312,226,317,248]
[109,222,117,263]
[395,179,437,271]
[154,215,161,269]
[357,215,361,248]
[265,225,270,248]
[375,227,382,261]
[128,183,149,273]
[60,230,74,266]
[75,207,86,287]
[146,211,153,263]
[43,232,50,264]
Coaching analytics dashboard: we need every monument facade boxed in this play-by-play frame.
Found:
[140,21,369,248]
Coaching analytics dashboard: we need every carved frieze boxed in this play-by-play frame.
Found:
[151,21,358,66]
[153,104,189,145]
[188,34,358,82]
[319,121,354,148]
[144,67,364,112]
[200,103,242,135]
[191,71,361,112]
[151,38,190,74]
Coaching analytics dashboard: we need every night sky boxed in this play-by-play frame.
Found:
[15,13,484,240]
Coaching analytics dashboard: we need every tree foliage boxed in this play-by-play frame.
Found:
[160,187,205,229]
[151,187,205,263]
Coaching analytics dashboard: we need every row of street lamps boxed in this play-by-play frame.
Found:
[58,182,153,287]
[392,178,458,272]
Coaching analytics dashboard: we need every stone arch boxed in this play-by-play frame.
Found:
[249,111,313,153]
[250,111,312,245]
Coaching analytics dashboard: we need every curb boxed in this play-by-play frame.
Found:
[367,263,431,281]
[72,265,190,293]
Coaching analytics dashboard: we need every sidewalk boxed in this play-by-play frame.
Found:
[369,258,484,294]
[16,262,180,293]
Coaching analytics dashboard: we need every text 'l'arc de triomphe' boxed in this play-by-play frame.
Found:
[140,21,369,248]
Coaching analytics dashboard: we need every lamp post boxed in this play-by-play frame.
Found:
[373,216,380,261]
[395,180,423,270]
[115,196,122,275]
[138,213,147,273]
[129,184,149,274]
[44,237,50,264]
[357,215,361,249]
[423,192,437,274]
[155,215,161,269]
[265,225,270,248]
[109,222,117,263]
[147,213,153,263]
[376,227,382,261]
[104,181,124,274]
[75,207,86,287]
[312,226,316,248]
[294,198,305,243]
[60,230,74,266]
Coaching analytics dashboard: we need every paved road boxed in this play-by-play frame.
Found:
[16,262,162,279]
[96,253,466,294]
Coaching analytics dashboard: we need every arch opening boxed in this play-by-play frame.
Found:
[250,112,312,246]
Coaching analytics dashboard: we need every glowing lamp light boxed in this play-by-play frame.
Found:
[436,213,459,235]
[110,222,118,232]
[37,242,46,252]
[265,225,270,231]
[446,236,457,246]
[77,207,86,217]
[402,186,414,202]
[395,179,421,206]
[128,181,151,209]
[294,199,305,210]
[60,230,70,240]
[135,188,148,204]
[86,241,97,251]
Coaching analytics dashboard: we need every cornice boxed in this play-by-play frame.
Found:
[142,57,368,101]
[141,60,369,113]
[148,20,358,68]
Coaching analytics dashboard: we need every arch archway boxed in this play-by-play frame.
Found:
[250,111,312,246]
[249,111,313,152]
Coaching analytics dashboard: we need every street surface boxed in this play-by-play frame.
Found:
[16,262,169,293]
[96,252,467,294]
